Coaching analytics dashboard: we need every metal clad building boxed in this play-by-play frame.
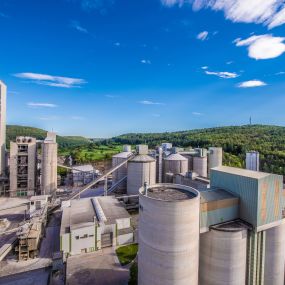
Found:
[210,166,284,230]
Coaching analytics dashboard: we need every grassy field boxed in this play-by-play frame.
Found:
[116,244,138,266]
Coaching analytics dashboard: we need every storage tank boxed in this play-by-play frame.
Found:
[112,145,132,188]
[199,221,248,285]
[264,223,285,285]
[193,156,207,177]
[138,183,200,285]
[163,153,188,182]
[127,151,156,195]
[208,147,223,176]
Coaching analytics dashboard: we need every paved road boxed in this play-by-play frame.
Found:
[66,247,129,285]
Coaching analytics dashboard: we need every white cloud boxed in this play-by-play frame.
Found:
[141,59,151,64]
[201,66,208,70]
[160,0,285,29]
[237,80,267,88]
[27,102,58,108]
[139,100,164,105]
[205,70,239,78]
[70,20,88,33]
[114,42,121,46]
[226,61,234,65]
[234,34,285,60]
[197,31,208,41]
[276,71,285,75]
[39,116,60,121]
[192,112,204,116]
[14,72,86,88]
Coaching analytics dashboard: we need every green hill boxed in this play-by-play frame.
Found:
[6,125,90,149]
[111,125,285,176]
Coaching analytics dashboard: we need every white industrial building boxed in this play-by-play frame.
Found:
[246,150,260,171]
[71,165,97,186]
[60,196,133,257]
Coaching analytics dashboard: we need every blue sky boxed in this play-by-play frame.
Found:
[1,0,285,137]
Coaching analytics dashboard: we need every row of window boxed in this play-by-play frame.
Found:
[75,234,94,240]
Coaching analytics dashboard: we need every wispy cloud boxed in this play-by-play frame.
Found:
[114,42,121,46]
[71,0,115,12]
[205,70,239,79]
[27,102,58,108]
[0,12,8,18]
[234,35,285,60]
[138,100,164,105]
[237,80,267,88]
[105,94,119,98]
[141,59,151,64]
[197,31,208,41]
[161,0,285,29]
[70,20,88,33]
[201,66,208,70]
[275,71,285,75]
[14,72,87,88]
[39,116,60,121]
[192,112,204,116]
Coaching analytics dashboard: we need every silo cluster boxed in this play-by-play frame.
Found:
[138,184,200,285]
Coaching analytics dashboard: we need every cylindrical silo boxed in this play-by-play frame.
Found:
[264,223,285,285]
[138,183,200,285]
[163,153,188,182]
[112,147,132,188]
[127,154,156,195]
[199,221,248,285]
[208,147,223,176]
[41,132,58,196]
[193,156,207,177]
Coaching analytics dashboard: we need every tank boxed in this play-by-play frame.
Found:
[264,223,285,285]
[199,221,248,285]
[127,154,156,195]
[163,153,188,182]
[112,146,132,188]
[193,156,207,177]
[138,183,200,285]
[208,147,223,175]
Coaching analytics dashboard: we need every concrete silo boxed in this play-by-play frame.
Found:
[199,221,248,285]
[138,183,200,285]
[163,153,188,182]
[41,132,58,195]
[127,146,156,195]
[112,145,132,189]
[208,147,223,176]
[264,223,285,285]
[193,148,208,177]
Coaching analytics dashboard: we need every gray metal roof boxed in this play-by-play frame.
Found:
[112,151,133,158]
[164,153,188,161]
[211,166,270,179]
[130,154,155,163]
[95,196,130,224]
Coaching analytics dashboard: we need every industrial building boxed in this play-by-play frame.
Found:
[9,137,38,197]
[138,167,285,285]
[41,132,58,195]
[71,164,97,186]
[60,196,133,257]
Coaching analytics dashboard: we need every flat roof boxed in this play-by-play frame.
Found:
[95,196,130,224]
[146,185,196,201]
[72,165,94,173]
[200,188,238,203]
[211,166,270,179]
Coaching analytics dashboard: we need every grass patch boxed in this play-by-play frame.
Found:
[116,244,138,266]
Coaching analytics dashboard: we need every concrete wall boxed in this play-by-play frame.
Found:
[61,233,70,255]
[117,233,133,245]
[116,218,130,230]
[70,225,96,255]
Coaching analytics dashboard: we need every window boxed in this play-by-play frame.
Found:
[75,236,79,240]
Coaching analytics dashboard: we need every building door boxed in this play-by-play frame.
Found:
[101,232,113,248]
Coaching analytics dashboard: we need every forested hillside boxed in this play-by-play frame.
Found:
[6,125,90,148]
[112,125,285,176]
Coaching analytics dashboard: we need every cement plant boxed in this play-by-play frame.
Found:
[1,79,285,285]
